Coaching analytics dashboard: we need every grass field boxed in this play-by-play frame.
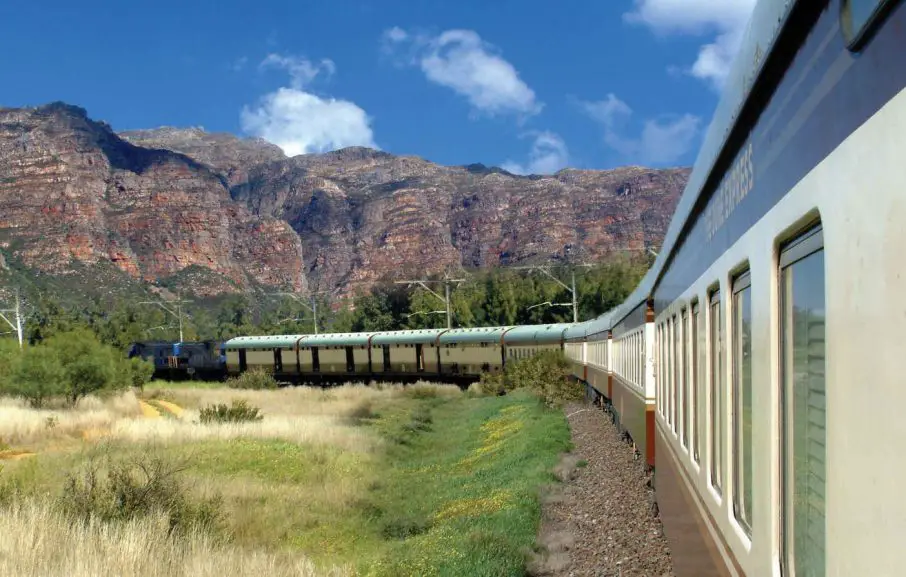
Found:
[0,381,572,576]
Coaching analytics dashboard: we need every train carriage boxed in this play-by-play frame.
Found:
[296,333,374,376]
[641,0,906,575]
[563,321,589,382]
[438,327,511,376]
[370,329,445,376]
[583,314,614,401]
[223,335,303,377]
[501,323,572,362]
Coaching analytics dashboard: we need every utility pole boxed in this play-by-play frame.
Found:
[394,277,465,329]
[139,295,191,342]
[511,264,591,323]
[0,289,24,349]
[273,291,330,334]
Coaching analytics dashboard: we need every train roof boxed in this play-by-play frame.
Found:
[563,320,590,340]
[223,335,305,349]
[371,329,447,345]
[645,0,796,296]
[298,333,373,346]
[438,326,512,344]
[502,323,572,344]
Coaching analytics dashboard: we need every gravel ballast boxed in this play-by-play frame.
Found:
[531,402,675,577]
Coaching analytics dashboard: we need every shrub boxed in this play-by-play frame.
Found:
[6,346,67,408]
[481,350,583,408]
[226,369,277,390]
[1,330,150,407]
[198,400,264,424]
[126,356,154,391]
[58,453,222,536]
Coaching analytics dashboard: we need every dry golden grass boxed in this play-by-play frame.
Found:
[107,413,376,452]
[0,390,143,446]
[0,382,460,451]
[0,500,351,577]
[154,381,461,416]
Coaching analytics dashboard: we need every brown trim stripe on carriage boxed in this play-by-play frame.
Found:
[655,420,745,577]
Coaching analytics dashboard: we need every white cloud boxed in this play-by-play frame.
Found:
[259,54,336,89]
[582,94,700,165]
[501,132,569,175]
[240,55,376,156]
[625,0,757,89]
[383,28,541,118]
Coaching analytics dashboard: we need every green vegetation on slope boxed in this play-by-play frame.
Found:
[0,384,572,576]
[0,258,647,348]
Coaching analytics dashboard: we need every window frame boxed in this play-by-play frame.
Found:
[709,287,724,495]
[841,0,899,50]
[681,307,689,449]
[673,314,680,435]
[779,223,826,577]
[732,269,753,536]
[692,301,701,463]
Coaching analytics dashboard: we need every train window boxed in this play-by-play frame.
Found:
[709,289,724,494]
[673,315,680,434]
[732,270,753,535]
[780,225,826,577]
[691,302,700,463]
[842,0,896,49]
[681,309,689,448]
[658,325,665,416]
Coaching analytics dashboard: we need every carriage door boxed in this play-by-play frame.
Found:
[416,344,424,372]
[346,347,355,372]
[382,345,391,372]
[273,349,283,373]
[239,349,247,372]
[312,347,320,372]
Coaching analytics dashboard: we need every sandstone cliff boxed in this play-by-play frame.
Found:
[0,103,306,296]
[0,103,689,300]
[231,148,688,295]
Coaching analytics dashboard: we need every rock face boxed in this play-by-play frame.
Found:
[0,102,689,299]
[232,149,689,294]
[119,127,286,188]
[0,103,305,296]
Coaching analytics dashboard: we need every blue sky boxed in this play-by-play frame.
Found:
[0,0,755,173]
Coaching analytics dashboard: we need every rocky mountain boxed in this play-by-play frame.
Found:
[232,149,689,294]
[0,103,305,297]
[119,127,286,188]
[0,102,689,300]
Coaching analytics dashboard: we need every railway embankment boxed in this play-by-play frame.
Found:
[531,402,675,576]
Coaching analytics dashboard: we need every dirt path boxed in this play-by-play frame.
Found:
[531,402,675,577]
[138,400,161,418]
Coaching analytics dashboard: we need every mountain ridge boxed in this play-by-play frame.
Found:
[0,103,689,300]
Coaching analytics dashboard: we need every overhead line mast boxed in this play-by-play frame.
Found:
[272,290,332,335]
[0,289,24,349]
[139,294,191,342]
[394,278,466,329]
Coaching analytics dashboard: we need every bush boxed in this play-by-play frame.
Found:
[226,368,277,390]
[198,400,264,424]
[480,350,582,408]
[58,453,222,536]
[0,330,144,407]
[6,346,68,408]
[126,356,155,391]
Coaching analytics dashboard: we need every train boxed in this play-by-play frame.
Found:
[127,341,226,381]
[138,0,906,573]
[220,324,573,383]
[566,0,906,574]
[221,0,906,574]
